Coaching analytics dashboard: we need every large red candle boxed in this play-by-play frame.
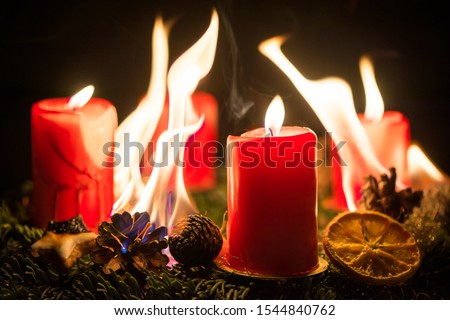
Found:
[225,96,319,277]
[31,87,117,230]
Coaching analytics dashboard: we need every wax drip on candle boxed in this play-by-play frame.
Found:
[31,88,117,230]
[264,95,285,137]
[68,85,95,110]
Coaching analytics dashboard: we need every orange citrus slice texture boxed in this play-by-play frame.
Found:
[322,210,421,285]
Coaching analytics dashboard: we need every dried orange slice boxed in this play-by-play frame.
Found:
[322,210,421,285]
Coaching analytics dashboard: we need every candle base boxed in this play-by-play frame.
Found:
[215,255,328,280]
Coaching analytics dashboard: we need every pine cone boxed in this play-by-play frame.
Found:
[168,214,223,266]
[360,168,423,222]
[91,211,169,273]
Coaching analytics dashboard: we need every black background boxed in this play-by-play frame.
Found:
[1,0,449,196]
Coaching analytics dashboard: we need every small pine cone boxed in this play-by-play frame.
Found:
[169,214,223,266]
[360,168,423,222]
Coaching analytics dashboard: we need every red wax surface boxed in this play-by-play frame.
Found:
[226,126,319,277]
[31,98,117,230]
[359,111,410,183]
[142,91,218,190]
[330,111,410,210]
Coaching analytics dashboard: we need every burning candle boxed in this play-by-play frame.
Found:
[358,56,410,183]
[331,56,411,209]
[225,96,319,277]
[31,85,117,230]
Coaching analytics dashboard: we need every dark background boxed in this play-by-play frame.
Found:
[1,0,449,196]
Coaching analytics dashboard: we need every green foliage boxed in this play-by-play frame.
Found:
[1,182,450,300]
[191,168,227,226]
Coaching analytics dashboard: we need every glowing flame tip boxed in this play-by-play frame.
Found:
[68,85,95,110]
[360,55,384,122]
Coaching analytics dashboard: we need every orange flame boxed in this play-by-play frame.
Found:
[113,15,168,210]
[113,11,218,230]
[360,55,384,122]
[359,55,410,184]
[407,144,448,190]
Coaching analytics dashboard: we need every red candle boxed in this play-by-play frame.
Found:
[225,96,319,277]
[359,111,410,182]
[184,92,218,190]
[141,91,218,190]
[31,86,117,230]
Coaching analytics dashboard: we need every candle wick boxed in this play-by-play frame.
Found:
[265,128,273,137]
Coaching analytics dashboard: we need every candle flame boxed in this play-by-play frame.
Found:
[360,55,384,122]
[264,95,285,136]
[68,85,94,110]
[167,9,218,130]
[113,15,168,205]
[407,144,448,190]
[113,10,218,230]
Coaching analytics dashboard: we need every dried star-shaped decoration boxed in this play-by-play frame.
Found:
[31,215,97,268]
[91,211,168,273]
